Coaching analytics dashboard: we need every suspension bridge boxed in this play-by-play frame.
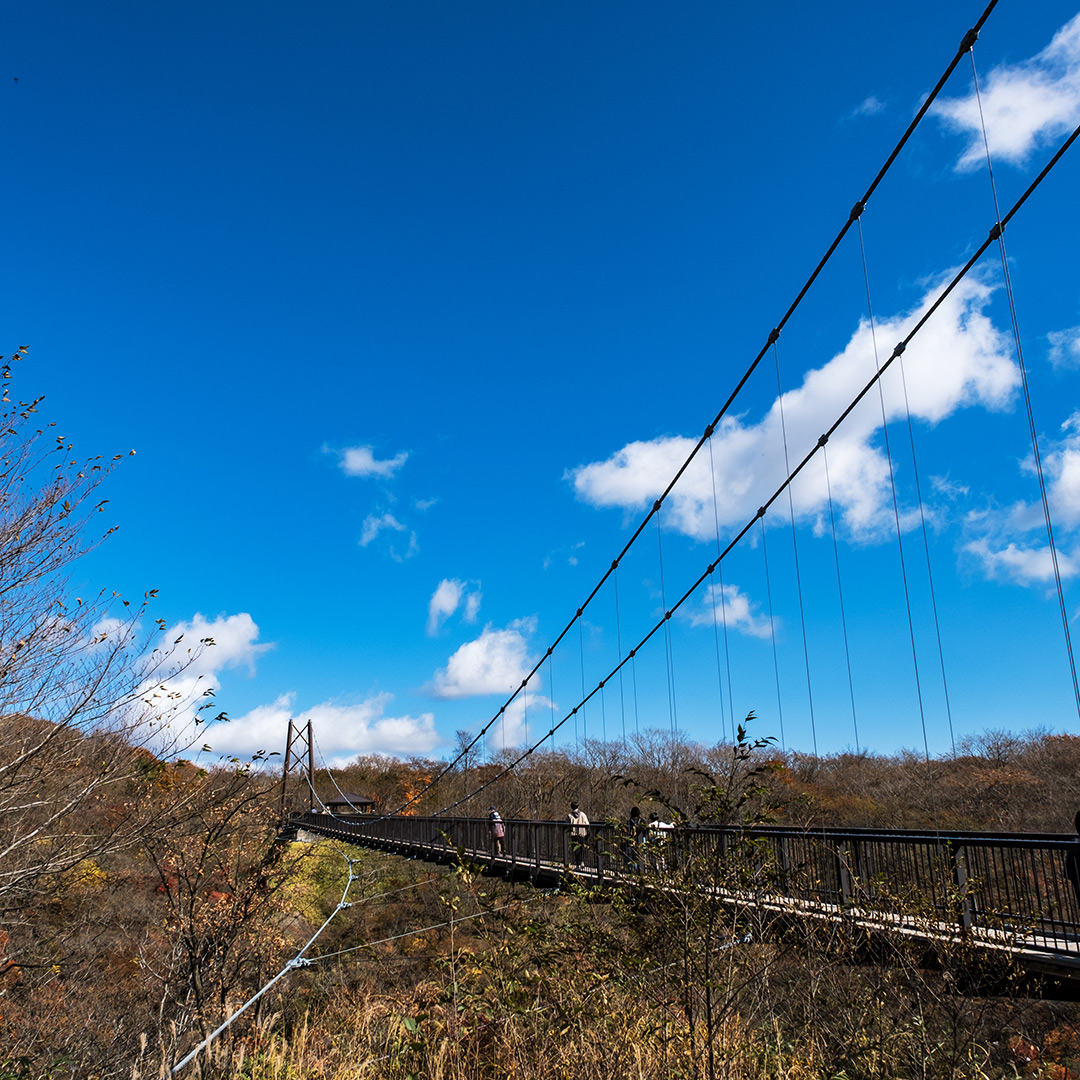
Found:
[169,3,1080,1071]
[276,0,1080,978]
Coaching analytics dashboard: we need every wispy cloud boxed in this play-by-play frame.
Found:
[361,512,405,546]
[930,474,970,499]
[1049,326,1080,372]
[849,94,885,119]
[426,578,482,636]
[428,618,537,699]
[360,512,418,560]
[933,12,1080,170]
[569,274,1016,545]
[543,540,586,569]
[334,444,409,479]
[682,582,774,639]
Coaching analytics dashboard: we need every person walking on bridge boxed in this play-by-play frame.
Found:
[567,801,589,867]
[487,806,505,857]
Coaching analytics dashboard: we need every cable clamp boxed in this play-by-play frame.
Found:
[849,200,865,222]
[756,506,767,520]
[817,433,829,448]
[287,957,313,970]
[611,558,619,571]
[988,221,1003,241]
[767,327,780,345]
[704,422,715,438]
[338,901,354,910]
[892,341,906,358]
[960,27,978,52]
[599,679,605,688]
[520,679,528,689]
[664,610,672,621]
[628,648,636,658]
[653,499,662,513]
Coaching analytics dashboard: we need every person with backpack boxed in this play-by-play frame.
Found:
[1066,809,1080,908]
[567,801,589,867]
[623,806,644,869]
[487,806,506,856]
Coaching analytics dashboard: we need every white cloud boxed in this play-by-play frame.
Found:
[930,474,970,499]
[171,611,270,676]
[933,13,1080,170]
[1049,326,1080,371]
[360,511,405,546]
[336,444,409,479]
[569,274,1016,544]
[463,591,481,622]
[362,511,401,544]
[138,612,272,748]
[427,579,463,635]
[359,512,418,560]
[543,541,585,570]
[428,618,537,699]
[963,413,1080,585]
[201,691,440,766]
[850,95,885,119]
[963,538,1077,584]
[682,582,775,640]
[1042,412,1080,528]
[427,578,482,636]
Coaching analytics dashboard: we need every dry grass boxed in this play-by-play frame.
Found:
[130,849,1080,1080]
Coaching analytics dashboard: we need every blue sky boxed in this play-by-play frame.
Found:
[4,1,1080,767]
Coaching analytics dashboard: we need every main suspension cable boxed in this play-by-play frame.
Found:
[419,121,1080,818]
[298,4,1003,824]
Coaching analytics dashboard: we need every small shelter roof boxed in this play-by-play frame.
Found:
[325,793,374,810]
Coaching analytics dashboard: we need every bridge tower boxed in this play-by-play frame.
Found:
[279,718,314,822]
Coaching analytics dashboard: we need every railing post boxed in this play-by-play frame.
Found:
[836,843,852,906]
[779,836,791,897]
[951,843,974,933]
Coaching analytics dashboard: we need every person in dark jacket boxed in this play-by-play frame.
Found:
[1066,810,1080,908]
[624,806,644,869]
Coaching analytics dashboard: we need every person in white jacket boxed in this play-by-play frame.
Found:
[567,802,589,867]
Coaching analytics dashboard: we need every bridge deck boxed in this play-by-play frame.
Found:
[292,813,1080,983]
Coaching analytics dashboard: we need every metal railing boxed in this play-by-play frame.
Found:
[293,813,1080,965]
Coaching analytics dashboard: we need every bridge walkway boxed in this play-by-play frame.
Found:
[292,813,1080,983]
